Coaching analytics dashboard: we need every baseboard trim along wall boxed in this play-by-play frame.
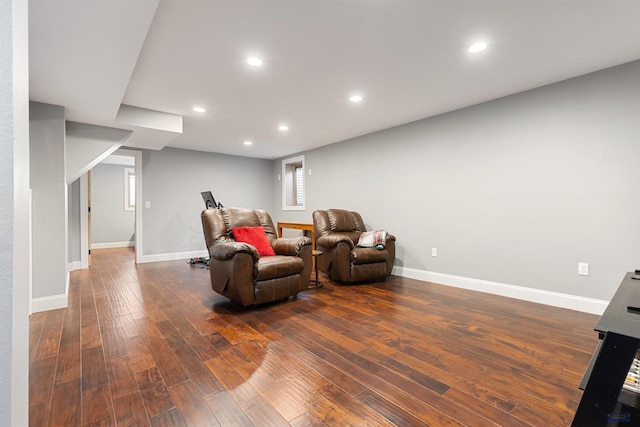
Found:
[137,249,209,264]
[393,266,608,315]
[92,241,135,249]
[32,293,68,313]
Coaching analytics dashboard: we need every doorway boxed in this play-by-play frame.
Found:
[81,148,142,266]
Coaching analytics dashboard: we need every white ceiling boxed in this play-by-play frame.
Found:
[29,0,640,160]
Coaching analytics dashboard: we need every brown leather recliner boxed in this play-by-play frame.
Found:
[313,209,396,283]
[201,207,312,306]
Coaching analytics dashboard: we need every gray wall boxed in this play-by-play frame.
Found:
[275,60,640,302]
[91,163,135,246]
[4,0,30,422]
[140,147,273,256]
[68,179,81,261]
[30,102,68,300]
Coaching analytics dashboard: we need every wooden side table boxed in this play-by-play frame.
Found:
[277,222,315,250]
[276,222,321,288]
[310,250,322,288]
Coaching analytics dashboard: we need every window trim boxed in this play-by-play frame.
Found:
[124,167,135,211]
[281,155,305,211]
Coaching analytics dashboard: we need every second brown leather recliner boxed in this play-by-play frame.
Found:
[312,209,395,283]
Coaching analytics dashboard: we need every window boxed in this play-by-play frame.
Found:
[124,167,135,211]
[295,165,304,206]
[282,155,305,210]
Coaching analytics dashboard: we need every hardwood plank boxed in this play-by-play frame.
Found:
[29,312,47,364]
[114,313,142,340]
[155,319,188,348]
[113,391,152,427]
[48,379,81,427]
[31,309,64,361]
[124,335,156,373]
[82,383,115,427]
[100,322,127,359]
[29,356,57,407]
[136,318,189,386]
[106,356,138,399]
[167,380,220,427]
[54,341,81,384]
[204,390,256,427]
[149,408,187,427]
[171,344,224,396]
[29,402,48,427]
[289,412,326,427]
[442,387,536,427]
[135,367,177,417]
[510,403,567,427]
[59,307,80,345]
[81,324,102,349]
[299,381,392,427]
[81,345,109,390]
[244,400,291,427]
[203,356,266,411]
[355,388,428,427]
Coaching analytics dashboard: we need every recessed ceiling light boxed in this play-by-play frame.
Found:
[349,95,363,102]
[244,140,253,146]
[468,42,488,53]
[192,107,205,113]
[247,57,263,67]
[278,124,289,131]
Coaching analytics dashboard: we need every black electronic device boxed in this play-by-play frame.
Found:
[201,191,223,209]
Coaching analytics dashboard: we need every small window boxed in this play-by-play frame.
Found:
[295,165,304,206]
[282,155,305,211]
[124,167,135,211]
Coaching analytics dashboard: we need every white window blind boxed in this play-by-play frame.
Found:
[295,166,304,205]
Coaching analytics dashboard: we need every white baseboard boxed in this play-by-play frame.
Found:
[32,294,68,313]
[137,249,209,264]
[68,261,82,271]
[392,266,608,315]
[92,241,135,249]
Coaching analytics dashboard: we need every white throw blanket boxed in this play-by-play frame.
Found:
[356,230,388,250]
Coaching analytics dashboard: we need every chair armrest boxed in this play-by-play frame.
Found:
[272,236,311,256]
[316,234,354,250]
[209,240,259,262]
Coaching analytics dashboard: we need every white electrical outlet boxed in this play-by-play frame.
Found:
[578,262,589,276]
[432,248,437,257]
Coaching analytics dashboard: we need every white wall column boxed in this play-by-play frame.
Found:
[1,0,30,424]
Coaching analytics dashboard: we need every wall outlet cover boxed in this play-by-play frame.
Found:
[578,262,589,276]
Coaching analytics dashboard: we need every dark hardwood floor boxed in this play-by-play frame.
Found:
[29,247,600,426]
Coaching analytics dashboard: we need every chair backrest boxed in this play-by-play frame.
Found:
[313,209,366,244]
[201,207,277,249]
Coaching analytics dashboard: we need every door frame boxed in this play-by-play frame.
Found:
[80,148,143,265]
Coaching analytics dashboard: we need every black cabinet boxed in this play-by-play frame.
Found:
[573,273,640,426]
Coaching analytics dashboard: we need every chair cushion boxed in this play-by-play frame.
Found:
[231,226,276,257]
[327,209,356,232]
[351,247,388,265]
[223,207,262,227]
[255,255,304,281]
